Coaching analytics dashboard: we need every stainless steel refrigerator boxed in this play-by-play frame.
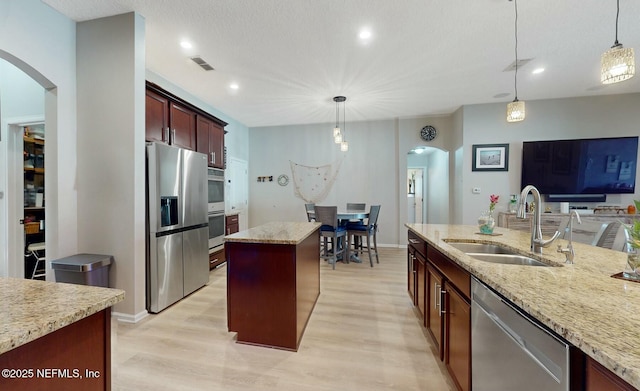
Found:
[146,142,209,313]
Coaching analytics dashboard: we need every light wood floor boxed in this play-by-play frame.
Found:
[113,247,455,390]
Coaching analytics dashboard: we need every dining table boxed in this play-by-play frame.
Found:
[306,208,369,222]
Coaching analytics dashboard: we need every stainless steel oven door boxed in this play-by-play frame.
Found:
[208,211,225,249]
[207,168,225,213]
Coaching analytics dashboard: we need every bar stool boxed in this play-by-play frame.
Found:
[346,205,381,267]
[314,206,347,269]
[27,242,46,279]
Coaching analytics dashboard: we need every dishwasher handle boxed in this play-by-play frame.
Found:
[473,294,563,384]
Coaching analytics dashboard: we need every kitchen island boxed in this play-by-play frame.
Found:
[406,223,640,390]
[0,278,124,391]
[225,221,321,351]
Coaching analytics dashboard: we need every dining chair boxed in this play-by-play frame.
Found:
[346,205,381,267]
[314,206,347,269]
[305,203,316,222]
[344,203,366,247]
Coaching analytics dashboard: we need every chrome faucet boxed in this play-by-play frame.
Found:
[557,210,581,264]
[516,185,561,253]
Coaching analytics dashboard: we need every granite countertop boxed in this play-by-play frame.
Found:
[405,223,640,389]
[224,221,321,245]
[0,278,125,355]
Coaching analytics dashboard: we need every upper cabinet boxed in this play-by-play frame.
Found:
[146,81,227,159]
[196,115,225,168]
[145,89,169,143]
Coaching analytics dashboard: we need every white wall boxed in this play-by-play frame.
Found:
[460,93,640,224]
[0,0,78,272]
[249,119,399,245]
[76,13,146,319]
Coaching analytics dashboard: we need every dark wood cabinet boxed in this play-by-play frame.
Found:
[169,102,196,150]
[426,263,444,360]
[445,283,471,391]
[146,82,227,154]
[145,89,169,143]
[585,356,636,391]
[407,230,471,391]
[209,247,225,270]
[197,115,225,168]
[415,251,426,325]
[407,246,416,305]
[226,213,239,235]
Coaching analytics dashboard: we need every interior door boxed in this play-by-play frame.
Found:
[6,124,25,278]
[227,157,248,229]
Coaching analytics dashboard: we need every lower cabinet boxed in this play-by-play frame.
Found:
[585,356,636,391]
[408,231,470,391]
[445,283,471,391]
[426,263,443,360]
[209,247,225,270]
[415,251,426,325]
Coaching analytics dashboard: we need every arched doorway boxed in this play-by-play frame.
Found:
[0,51,55,278]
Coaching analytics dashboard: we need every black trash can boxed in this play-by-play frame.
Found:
[51,253,113,287]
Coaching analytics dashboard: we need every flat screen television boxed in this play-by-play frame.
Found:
[521,136,638,201]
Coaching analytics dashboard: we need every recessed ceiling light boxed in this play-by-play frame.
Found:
[180,40,193,49]
[359,29,372,40]
[230,83,239,90]
[532,67,545,74]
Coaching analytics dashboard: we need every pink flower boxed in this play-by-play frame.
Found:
[489,194,499,212]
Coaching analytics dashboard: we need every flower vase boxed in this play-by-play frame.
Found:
[623,247,640,280]
[478,211,496,234]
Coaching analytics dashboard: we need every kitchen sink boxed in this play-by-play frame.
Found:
[446,241,551,267]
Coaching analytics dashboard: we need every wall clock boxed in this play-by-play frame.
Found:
[420,125,437,141]
[277,174,289,186]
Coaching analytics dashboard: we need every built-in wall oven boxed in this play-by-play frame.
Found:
[208,211,225,250]
[207,167,225,253]
[208,167,225,213]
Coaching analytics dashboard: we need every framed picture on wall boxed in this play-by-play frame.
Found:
[472,144,509,172]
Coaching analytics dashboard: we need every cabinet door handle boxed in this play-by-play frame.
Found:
[440,289,447,315]
[171,129,176,143]
[212,152,216,164]
[163,127,170,142]
[435,283,440,313]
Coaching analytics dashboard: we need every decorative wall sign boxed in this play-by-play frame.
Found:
[257,176,273,182]
[472,144,509,172]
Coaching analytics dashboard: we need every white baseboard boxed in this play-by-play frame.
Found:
[112,310,149,323]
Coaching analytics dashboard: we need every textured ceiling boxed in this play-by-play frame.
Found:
[43,0,640,127]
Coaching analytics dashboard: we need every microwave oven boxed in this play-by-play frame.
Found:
[208,167,225,212]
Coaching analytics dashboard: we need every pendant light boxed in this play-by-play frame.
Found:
[340,97,348,152]
[506,0,525,123]
[601,0,635,84]
[332,96,343,143]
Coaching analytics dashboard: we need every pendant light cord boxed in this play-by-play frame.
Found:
[614,0,620,45]
[513,0,519,100]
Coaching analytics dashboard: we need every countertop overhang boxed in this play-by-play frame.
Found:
[224,221,321,245]
[406,223,640,390]
[0,278,125,355]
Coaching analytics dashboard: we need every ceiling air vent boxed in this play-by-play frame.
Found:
[190,56,214,71]
[503,58,532,72]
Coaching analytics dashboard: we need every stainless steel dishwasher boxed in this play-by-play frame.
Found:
[471,277,570,391]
